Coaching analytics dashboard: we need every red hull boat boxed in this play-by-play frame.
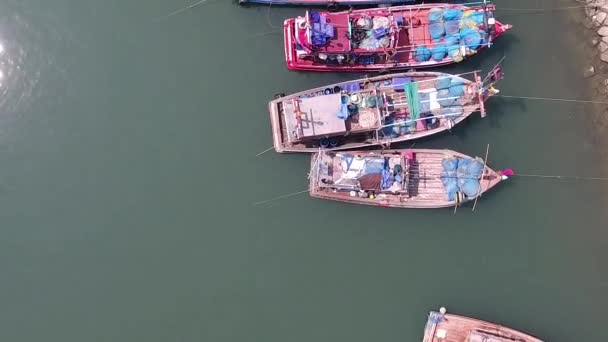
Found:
[284,3,511,72]
[240,0,410,5]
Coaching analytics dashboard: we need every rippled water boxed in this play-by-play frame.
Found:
[0,1,606,341]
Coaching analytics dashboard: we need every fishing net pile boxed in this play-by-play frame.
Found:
[440,157,484,201]
[434,76,465,118]
[414,8,486,63]
[310,12,336,46]
[330,154,404,193]
[381,76,467,138]
[351,15,392,50]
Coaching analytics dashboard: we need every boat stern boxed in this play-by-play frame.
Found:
[268,98,286,153]
[284,18,298,70]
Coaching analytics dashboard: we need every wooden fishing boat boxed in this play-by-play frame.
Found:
[309,149,507,209]
[283,3,511,71]
[269,68,503,153]
[239,0,410,6]
[422,309,544,342]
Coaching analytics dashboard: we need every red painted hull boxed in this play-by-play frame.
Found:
[284,4,511,72]
[242,0,408,4]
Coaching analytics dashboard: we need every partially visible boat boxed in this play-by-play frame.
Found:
[309,149,507,209]
[239,0,411,5]
[269,68,503,153]
[422,309,544,342]
[283,3,511,71]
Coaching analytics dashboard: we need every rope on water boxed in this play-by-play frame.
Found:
[497,3,590,18]
[256,146,274,157]
[254,30,280,37]
[266,2,280,29]
[513,174,608,181]
[254,189,309,206]
[495,95,608,105]
[497,5,588,12]
[167,0,214,17]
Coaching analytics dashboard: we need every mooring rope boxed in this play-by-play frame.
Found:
[266,2,280,29]
[497,5,588,12]
[254,189,309,206]
[495,95,608,105]
[167,0,214,17]
[512,174,608,181]
[256,146,274,157]
[252,173,608,206]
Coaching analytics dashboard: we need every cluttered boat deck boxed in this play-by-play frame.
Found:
[271,71,491,153]
[284,4,511,71]
[309,149,502,208]
[422,311,544,342]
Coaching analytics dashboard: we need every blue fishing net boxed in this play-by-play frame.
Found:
[471,12,485,25]
[447,45,462,61]
[443,8,463,21]
[428,8,444,23]
[467,160,484,178]
[461,28,483,50]
[441,158,458,171]
[442,157,484,200]
[444,19,460,39]
[440,170,458,201]
[448,78,465,97]
[445,36,459,47]
[431,45,447,61]
[429,22,445,40]
[460,178,481,197]
[437,89,456,107]
[418,91,430,114]
[435,76,451,90]
[414,46,432,62]
[457,158,470,177]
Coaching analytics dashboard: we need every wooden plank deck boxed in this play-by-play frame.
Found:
[309,149,502,209]
[422,311,544,342]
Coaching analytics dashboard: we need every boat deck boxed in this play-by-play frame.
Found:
[422,312,544,342]
[272,72,482,152]
[310,149,501,209]
[284,3,510,71]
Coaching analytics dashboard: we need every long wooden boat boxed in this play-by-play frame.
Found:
[283,3,511,71]
[309,149,508,209]
[422,309,544,342]
[269,69,502,153]
[240,0,410,5]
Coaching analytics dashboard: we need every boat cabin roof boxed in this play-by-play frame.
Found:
[282,90,386,143]
[285,94,349,140]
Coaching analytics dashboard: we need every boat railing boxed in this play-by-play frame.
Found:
[375,110,474,132]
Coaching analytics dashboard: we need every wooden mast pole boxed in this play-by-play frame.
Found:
[472,144,490,212]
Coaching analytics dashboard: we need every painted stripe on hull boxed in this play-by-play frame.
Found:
[241,0,411,5]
